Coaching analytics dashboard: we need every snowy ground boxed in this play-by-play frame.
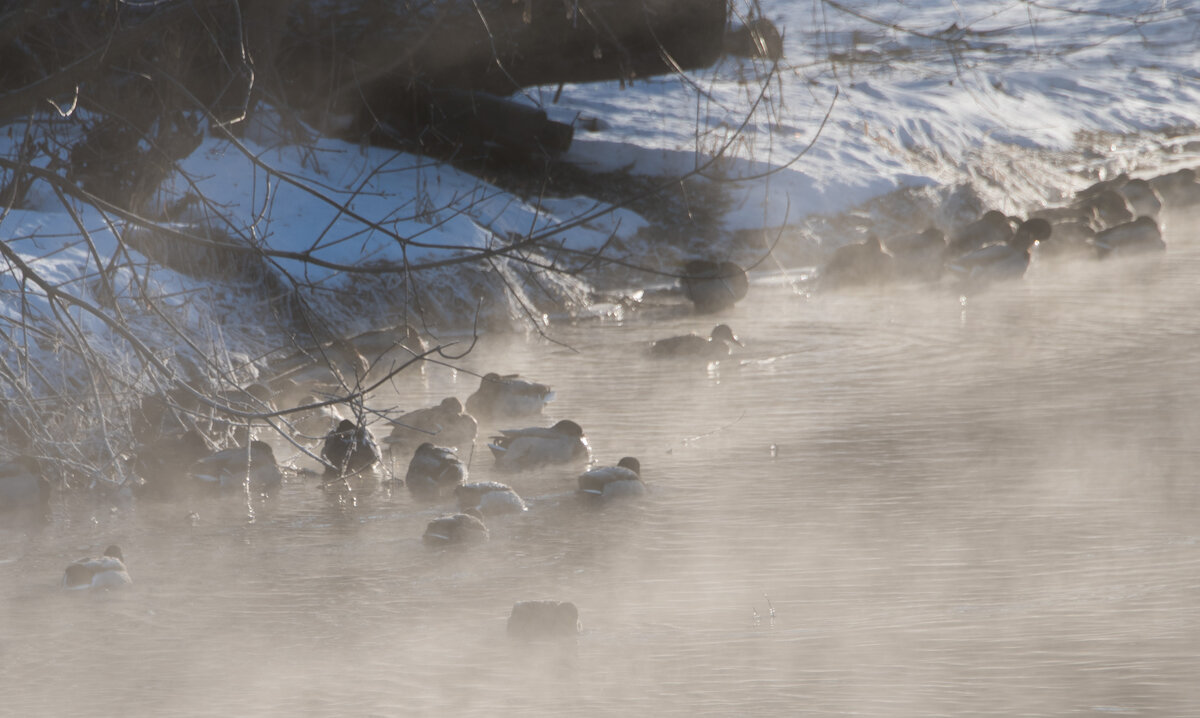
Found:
[0,0,1199,478]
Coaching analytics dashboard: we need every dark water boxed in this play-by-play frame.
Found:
[3,212,1200,716]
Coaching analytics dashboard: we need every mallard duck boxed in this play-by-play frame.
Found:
[507,600,580,639]
[820,234,895,290]
[405,443,467,500]
[1034,220,1097,261]
[488,420,590,472]
[287,396,345,441]
[681,259,749,313]
[945,210,1014,257]
[322,419,381,476]
[1092,216,1164,257]
[649,324,742,359]
[884,227,945,282]
[455,481,528,515]
[62,545,132,590]
[349,322,427,359]
[386,397,477,452]
[422,510,489,545]
[466,373,554,421]
[1074,189,1132,230]
[1149,168,1200,210]
[1118,178,1162,218]
[578,457,645,498]
[188,441,282,493]
[946,219,1049,286]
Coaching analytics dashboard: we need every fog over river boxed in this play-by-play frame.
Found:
[4,204,1200,716]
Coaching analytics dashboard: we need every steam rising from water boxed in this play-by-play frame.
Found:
[4,211,1200,716]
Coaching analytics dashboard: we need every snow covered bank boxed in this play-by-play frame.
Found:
[548,0,1200,233]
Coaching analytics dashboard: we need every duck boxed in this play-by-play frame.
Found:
[1033,220,1097,261]
[62,545,132,590]
[348,322,427,359]
[820,234,895,290]
[1118,178,1162,218]
[884,226,945,282]
[386,397,477,452]
[487,419,590,472]
[680,259,749,313]
[287,396,345,442]
[1150,168,1200,210]
[267,340,369,393]
[1074,189,1132,230]
[188,441,282,493]
[422,510,489,545]
[465,373,554,421]
[507,600,580,639]
[944,210,1014,257]
[648,324,742,359]
[946,218,1049,286]
[405,443,467,500]
[578,457,645,498]
[455,481,528,515]
[0,456,49,514]
[1075,172,1129,200]
[321,419,381,476]
[1092,216,1164,258]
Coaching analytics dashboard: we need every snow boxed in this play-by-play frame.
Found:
[0,0,1199,429]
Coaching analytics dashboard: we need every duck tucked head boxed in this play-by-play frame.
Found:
[616,457,641,475]
[62,545,131,590]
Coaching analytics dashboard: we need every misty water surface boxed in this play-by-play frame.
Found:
[3,211,1200,717]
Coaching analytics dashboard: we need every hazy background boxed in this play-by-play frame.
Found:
[4,208,1200,716]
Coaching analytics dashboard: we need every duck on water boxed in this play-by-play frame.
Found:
[62,545,132,591]
[649,324,742,359]
[487,419,590,472]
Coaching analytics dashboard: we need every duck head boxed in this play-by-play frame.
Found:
[551,420,585,437]
[711,324,743,347]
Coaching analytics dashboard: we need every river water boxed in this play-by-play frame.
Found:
[3,209,1200,716]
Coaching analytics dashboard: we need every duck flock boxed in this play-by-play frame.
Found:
[11,164,1200,636]
[820,168,1198,292]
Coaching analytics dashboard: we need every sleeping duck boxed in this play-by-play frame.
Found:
[188,441,282,494]
[423,510,489,545]
[386,397,477,452]
[578,457,645,499]
[62,545,132,591]
[466,373,554,421]
[455,481,528,515]
[322,419,381,477]
[944,210,1014,257]
[1073,188,1133,230]
[405,443,467,501]
[946,218,1050,287]
[1092,216,1164,258]
[1118,178,1162,219]
[1149,168,1200,210]
[649,324,742,359]
[488,420,590,472]
[820,234,895,290]
[885,227,946,282]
